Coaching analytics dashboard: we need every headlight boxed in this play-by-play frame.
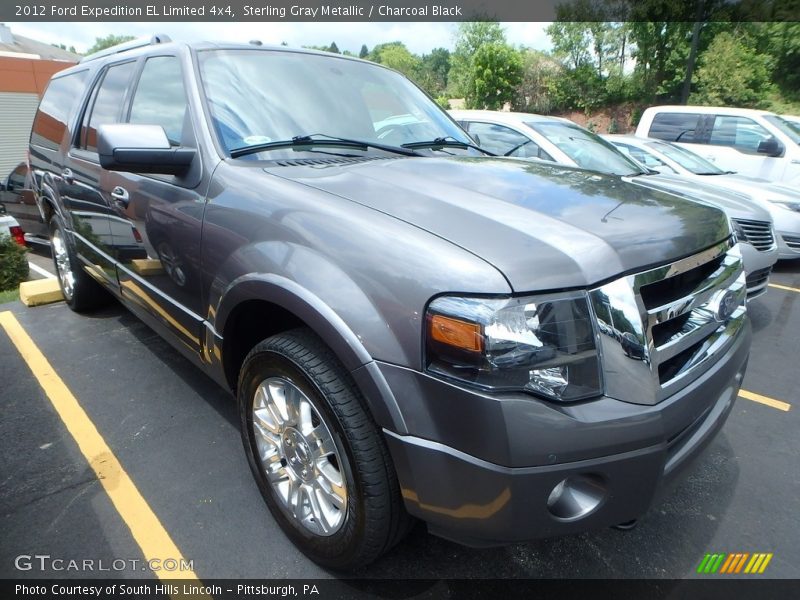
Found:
[425,292,602,402]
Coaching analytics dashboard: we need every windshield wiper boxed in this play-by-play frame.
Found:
[503,139,532,156]
[230,133,421,159]
[401,136,495,156]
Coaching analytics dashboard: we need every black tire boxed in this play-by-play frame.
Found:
[238,328,410,570]
[49,216,111,312]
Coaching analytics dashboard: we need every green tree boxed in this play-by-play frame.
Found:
[370,42,421,79]
[85,34,135,55]
[467,43,522,110]
[417,48,451,97]
[328,41,340,54]
[690,31,775,108]
[449,21,506,97]
[512,49,562,113]
[359,44,369,59]
[547,22,592,70]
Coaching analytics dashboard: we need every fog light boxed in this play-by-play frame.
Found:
[546,474,606,521]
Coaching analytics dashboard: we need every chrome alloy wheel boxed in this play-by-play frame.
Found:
[251,377,347,536]
[51,228,75,300]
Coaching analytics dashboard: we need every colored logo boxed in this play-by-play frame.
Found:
[697,552,773,574]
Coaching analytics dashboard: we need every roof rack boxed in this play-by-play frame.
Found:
[80,34,172,63]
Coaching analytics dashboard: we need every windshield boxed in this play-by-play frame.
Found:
[647,140,725,175]
[526,121,645,176]
[197,49,470,157]
[764,115,800,146]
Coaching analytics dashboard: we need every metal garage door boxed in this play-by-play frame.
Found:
[0,92,39,180]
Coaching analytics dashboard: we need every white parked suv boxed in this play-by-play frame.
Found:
[605,135,800,260]
[636,106,800,185]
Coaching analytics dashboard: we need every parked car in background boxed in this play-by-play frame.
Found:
[0,210,25,246]
[27,37,753,569]
[605,135,800,260]
[0,162,49,244]
[451,110,777,299]
[635,106,800,185]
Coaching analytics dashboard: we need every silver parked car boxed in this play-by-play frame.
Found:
[604,135,800,261]
[451,110,778,299]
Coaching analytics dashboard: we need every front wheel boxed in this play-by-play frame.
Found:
[238,329,410,570]
[50,216,110,312]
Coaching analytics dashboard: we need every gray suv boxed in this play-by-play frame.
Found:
[29,36,751,569]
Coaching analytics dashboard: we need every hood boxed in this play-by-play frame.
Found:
[633,173,773,222]
[709,173,800,204]
[264,157,730,291]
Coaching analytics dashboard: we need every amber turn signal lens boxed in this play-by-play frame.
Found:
[429,314,483,352]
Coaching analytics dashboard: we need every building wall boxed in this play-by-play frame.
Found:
[0,56,76,178]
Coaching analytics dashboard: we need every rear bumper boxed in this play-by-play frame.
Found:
[381,320,751,546]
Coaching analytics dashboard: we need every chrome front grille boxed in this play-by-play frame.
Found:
[589,239,747,405]
[733,218,775,252]
[783,235,800,250]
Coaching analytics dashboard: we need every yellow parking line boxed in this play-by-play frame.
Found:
[0,311,200,581]
[768,283,800,293]
[739,389,791,412]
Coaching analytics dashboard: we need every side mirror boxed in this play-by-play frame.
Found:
[97,124,195,175]
[757,137,784,158]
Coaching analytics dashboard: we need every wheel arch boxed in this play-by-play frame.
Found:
[215,274,407,434]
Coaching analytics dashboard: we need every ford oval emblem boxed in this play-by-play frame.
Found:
[716,290,739,322]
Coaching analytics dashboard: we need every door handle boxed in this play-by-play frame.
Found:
[61,168,74,183]
[111,186,130,208]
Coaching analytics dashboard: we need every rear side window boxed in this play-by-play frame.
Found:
[129,56,189,145]
[80,61,137,153]
[30,71,89,150]
[648,112,702,143]
[709,116,773,153]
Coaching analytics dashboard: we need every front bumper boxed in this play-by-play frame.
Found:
[380,320,751,546]
[739,242,777,299]
[776,231,800,260]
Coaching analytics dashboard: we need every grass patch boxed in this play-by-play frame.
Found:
[0,287,20,305]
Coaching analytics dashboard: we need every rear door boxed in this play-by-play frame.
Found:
[104,54,206,354]
[63,60,139,288]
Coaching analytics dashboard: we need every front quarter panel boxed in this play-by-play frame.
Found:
[203,161,511,373]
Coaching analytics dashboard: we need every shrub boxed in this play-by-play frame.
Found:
[0,234,29,292]
[435,96,451,109]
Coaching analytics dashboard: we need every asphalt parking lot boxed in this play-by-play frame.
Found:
[1,257,798,581]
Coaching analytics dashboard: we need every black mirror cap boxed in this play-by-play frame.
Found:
[97,123,195,175]
[757,137,785,158]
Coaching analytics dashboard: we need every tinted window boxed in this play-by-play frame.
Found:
[709,116,772,153]
[648,112,702,143]
[467,121,553,160]
[30,71,89,150]
[80,61,137,153]
[129,56,188,145]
